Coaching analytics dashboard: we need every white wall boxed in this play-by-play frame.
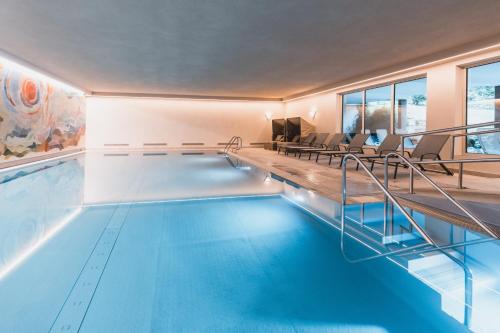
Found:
[86,97,284,149]
[285,92,339,134]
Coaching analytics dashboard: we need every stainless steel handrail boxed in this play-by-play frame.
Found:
[223,136,242,154]
[451,128,500,138]
[341,154,470,261]
[401,120,500,137]
[224,136,236,153]
[232,136,242,152]
[399,120,500,156]
[339,220,473,326]
[384,153,498,239]
[451,127,500,159]
[410,157,500,189]
[341,154,436,247]
[341,154,473,325]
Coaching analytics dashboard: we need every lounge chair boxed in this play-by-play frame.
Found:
[283,133,326,156]
[278,133,317,155]
[276,135,299,146]
[354,134,402,170]
[315,133,370,166]
[276,135,301,151]
[373,134,453,178]
[273,134,284,142]
[288,133,329,157]
[297,133,346,159]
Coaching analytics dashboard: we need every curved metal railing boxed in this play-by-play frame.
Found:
[341,153,473,326]
[339,154,491,261]
[341,154,437,254]
[383,152,498,239]
[223,136,242,154]
[223,136,236,153]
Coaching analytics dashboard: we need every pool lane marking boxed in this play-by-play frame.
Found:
[48,203,132,333]
[49,168,145,333]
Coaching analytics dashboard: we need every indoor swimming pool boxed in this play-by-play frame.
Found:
[0,152,498,333]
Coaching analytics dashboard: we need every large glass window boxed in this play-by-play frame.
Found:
[394,78,427,147]
[342,92,363,142]
[364,85,391,145]
[467,62,500,154]
[341,77,427,146]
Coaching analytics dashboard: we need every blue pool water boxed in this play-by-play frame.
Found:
[0,152,498,332]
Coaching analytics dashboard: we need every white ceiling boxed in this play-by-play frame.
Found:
[1,0,500,99]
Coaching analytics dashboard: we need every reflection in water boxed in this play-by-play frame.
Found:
[0,207,81,279]
[83,151,283,204]
[0,151,282,278]
[0,157,84,279]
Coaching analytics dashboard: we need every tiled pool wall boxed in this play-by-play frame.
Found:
[0,156,85,278]
[281,182,341,221]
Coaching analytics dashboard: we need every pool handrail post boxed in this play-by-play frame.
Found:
[343,153,435,245]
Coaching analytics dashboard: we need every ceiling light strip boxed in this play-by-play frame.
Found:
[89,91,282,102]
[284,42,500,102]
[0,50,85,95]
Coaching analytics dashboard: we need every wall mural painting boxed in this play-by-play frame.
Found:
[0,61,85,159]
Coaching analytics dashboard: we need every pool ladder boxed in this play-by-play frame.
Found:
[340,153,498,263]
[340,154,498,328]
[223,136,243,154]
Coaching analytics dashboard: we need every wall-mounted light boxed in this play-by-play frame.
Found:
[309,106,318,120]
[265,111,273,121]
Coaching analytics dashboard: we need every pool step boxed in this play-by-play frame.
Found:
[410,254,466,287]
[408,252,493,291]
[343,201,500,328]
[382,232,420,245]
[406,250,496,323]
[343,202,428,252]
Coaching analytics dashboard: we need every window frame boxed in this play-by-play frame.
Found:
[465,66,470,155]
[340,76,427,146]
[341,90,364,140]
[464,60,500,155]
[364,84,393,145]
[393,77,428,136]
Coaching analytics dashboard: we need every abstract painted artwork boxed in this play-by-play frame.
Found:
[0,60,85,159]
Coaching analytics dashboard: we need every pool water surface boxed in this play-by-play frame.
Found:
[0,152,498,332]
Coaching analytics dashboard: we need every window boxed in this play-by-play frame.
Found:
[394,78,427,147]
[466,62,500,154]
[342,92,363,142]
[341,77,427,147]
[364,85,391,145]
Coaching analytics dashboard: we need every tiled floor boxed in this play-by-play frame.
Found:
[234,148,500,202]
